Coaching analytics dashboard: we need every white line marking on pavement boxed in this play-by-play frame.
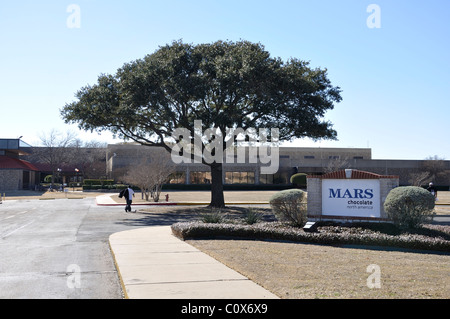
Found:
[0,221,35,239]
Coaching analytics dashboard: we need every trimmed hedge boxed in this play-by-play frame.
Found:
[82,184,136,191]
[269,189,307,226]
[384,186,436,229]
[171,222,450,252]
[290,173,307,188]
[83,179,115,186]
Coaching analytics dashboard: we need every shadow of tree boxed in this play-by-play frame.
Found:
[115,206,276,227]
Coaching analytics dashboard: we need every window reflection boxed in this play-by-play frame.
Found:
[190,172,212,184]
[225,172,255,184]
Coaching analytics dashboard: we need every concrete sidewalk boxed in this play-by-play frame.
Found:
[109,226,279,299]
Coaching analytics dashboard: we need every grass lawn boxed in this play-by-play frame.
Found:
[187,236,449,299]
[176,191,450,299]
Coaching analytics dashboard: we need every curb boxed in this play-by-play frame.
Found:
[108,240,129,299]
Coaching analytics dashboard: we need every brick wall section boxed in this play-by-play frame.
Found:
[307,177,322,217]
[0,170,22,191]
[307,170,399,222]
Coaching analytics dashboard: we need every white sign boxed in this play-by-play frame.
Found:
[322,179,381,218]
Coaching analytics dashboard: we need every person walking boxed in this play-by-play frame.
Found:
[120,186,135,212]
[427,182,438,200]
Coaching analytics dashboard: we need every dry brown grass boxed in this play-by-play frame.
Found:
[180,190,450,299]
[435,191,450,215]
[187,238,450,299]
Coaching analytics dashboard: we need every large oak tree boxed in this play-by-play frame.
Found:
[61,40,342,207]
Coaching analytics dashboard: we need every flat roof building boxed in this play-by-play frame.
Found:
[105,144,450,188]
[1,140,448,191]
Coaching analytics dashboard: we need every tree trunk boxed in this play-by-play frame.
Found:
[153,185,162,202]
[209,163,225,208]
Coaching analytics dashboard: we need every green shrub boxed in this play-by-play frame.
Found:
[269,189,307,227]
[201,209,226,224]
[83,179,114,186]
[384,186,436,229]
[82,184,130,191]
[243,208,263,225]
[290,173,307,188]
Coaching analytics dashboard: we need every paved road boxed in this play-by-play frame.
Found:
[0,197,190,299]
[433,214,450,226]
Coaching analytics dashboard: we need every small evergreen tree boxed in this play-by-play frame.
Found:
[290,173,307,188]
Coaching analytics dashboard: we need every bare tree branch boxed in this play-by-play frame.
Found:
[121,150,176,202]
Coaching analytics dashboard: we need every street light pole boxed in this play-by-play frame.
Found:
[74,168,80,191]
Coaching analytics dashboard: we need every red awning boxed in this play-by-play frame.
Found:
[0,156,39,171]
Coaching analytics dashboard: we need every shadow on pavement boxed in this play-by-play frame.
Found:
[117,211,202,227]
[114,206,276,227]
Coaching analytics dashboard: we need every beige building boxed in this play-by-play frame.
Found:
[1,140,448,191]
[105,144,450,188]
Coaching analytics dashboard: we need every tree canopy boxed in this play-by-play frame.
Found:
[61,39,342,207]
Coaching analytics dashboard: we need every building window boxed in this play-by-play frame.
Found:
[190,172,212,184]
[68,174,83,184]
[260,174,273,184]
[329,156,340,159]
[353,156,364,159]
[169,172,186,184]
[304,155,315,159]
[260,172,290,185]
[225,172,255,184]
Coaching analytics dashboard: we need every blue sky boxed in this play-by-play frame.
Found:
[0,0,449,160]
